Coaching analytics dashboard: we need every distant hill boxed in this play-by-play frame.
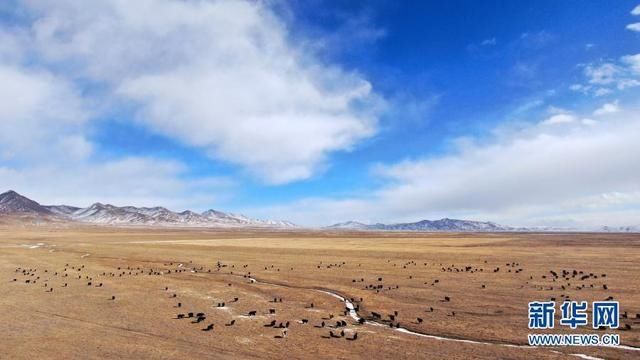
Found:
[326,218,512,232]
[326,218,640,233]
[601,225,640,233]
[0,190,295,228]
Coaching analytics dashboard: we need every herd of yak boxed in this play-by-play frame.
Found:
[10,260,363,341]
[9,252,638,343]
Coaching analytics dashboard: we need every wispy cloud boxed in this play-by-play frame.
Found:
[481,37,497,46]
[571,54,640,96]
[540,113,575,125]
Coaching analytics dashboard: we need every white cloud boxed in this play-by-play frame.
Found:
[0,63,90,162]
[626,23,640,32]
[593,101,620,116]
[540,113,575,125]
[373,122,639,216]
[569,84,614,97]
[621,54,640,73]
[580,54,640,94]
[633,5,640,15]
[569,84,587,92]
[593,88,612,96]
[18,0,380,184]
[585,63,620,85]
[250,108,640,227]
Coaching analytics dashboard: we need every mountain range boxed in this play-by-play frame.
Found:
[0,190,295,228]
[326,219,640,233]
[2,190,638,232]
[325,219,515,232]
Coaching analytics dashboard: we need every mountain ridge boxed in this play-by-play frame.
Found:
[326,218,640,233]
[2,190,638,232]
[0,190,295,228]
[326,218,514,232]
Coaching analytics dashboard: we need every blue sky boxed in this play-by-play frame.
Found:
[1,0,640,227]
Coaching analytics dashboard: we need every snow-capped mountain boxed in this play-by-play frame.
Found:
[327,218,512,232]
[199,209,295,227]
[3,190,637,232]
[0,190,296,228]
[67,203,297,227]
[385,218,508,231]
[325,221,373,230]
[72,203,152,224]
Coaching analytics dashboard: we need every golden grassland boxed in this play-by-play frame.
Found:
[1,226,639,359]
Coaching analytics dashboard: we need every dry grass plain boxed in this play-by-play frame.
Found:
[1,226,639,359]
